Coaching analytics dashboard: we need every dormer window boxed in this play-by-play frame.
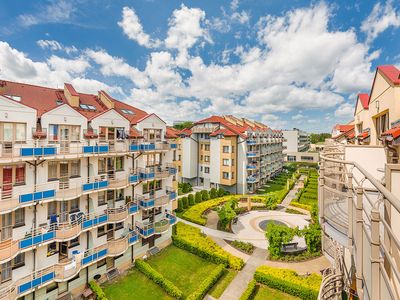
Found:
[5,95,21,102]
[55,99,63,106]
[121,109,134,115]
[79,104,96,111]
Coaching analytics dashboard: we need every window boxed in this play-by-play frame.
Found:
[232,146,235,153]
[223,159,230,166]
[200,166,203,172]
[69,237,79,248]
[48,161,58,180]
[200,155,203,161]
[98,158,106,174]
[223,146,229,153]
[223,172,229,179]
[97,259,106,268]
[121,109,134,115]
[70,198,79,213]
[116,157,124,171]
[115,222,124,230]
[70,126,80,141]
[204,144,210,151]
[204,167,210,174]
[47,242,57,256]
[231,172,234,179]
[48,202,57,218]
[98,192,106,206]
[375,112,389,143]
[15,124,26,141]
[46,282,58,294]
[300,156,314,161]
[70,160,80,177]
[97,226,106,237]
[12,253,25,269]
[14,208,25,227]
[15,165,25,185]
[231,159,235,166]
[204,156,210,162]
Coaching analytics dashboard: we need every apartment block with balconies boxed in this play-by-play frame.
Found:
[0,80,177,300]
[176,115,284,194]
[319,65,400,300]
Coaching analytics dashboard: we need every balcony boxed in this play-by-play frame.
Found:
[107,231,139,256]
[139,167,155,181]
[246,176,259,183]
[166,163,177,175]
[166,187,177,200]
[246,139,257,145]
[247,163,258,170]
[136,222,155,237]
[154,167,171,179]
[154,219,170,234]
[154,195,169,207]
[246,151,259,158]
[136,195,155,209]
[191,126,218,134]
[166,212,177,225]
[319,145,400,299]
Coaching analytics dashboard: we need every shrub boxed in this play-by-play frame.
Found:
[239,280,257,300]
[217,199,238,230]
[173,222,244,270]
[89,280,108,300]
[210,188,218,199]
[202,190,210,201]
[195,191,202,203]
[177,198,183,212]
[254,266,321,300]
[290,201,312,211]
[135,259,183,299]
[302,223,322,254]
[182,196,189,209]
[265,223,297,259]
[179,182,193,194]
[230,240,254,254]
[188,194,195,206]
[187,265,225,300]
[218,187,226,197]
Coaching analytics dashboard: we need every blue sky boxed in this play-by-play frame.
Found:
[0,0,399,132]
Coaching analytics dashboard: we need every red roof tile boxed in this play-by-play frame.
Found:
[381,126,400,139]
[178,128,192,136]
[128,128,143,138]
[334,124,354,133]
[357,131,370,139]
[378,65,400,85]
[196,115,248,138]
[210,129,236,137]
[358,94,369,109]
[166,127,180,139]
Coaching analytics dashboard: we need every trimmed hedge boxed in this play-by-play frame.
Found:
[89,280,108,300]
[239,279,257,300]
[290,201,312,211]
[173,222,244,270]
[188,194,195,206]
[187,264,225,300]
[254,266,321,300]
[135,259,183,299]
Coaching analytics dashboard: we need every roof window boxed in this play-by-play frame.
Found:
[5,95,21,102]
[121,109,134,115]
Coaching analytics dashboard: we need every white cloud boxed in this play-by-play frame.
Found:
[165,4,212,50]
[118,7,161,48]
[361,0,400,43]
[292,113,305,120]
[18,0,75,27]
[231,0,239,11]
[231,11,250,24]
[37,39,78,54]
[334,102,354,119]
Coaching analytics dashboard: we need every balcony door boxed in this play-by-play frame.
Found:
[60,201,69,223]
[107,158,115,180]
[0,261,11,283]
[60,126,70,153]
[60,163,69,189]
[2,167,12,199]
[1,213,12,241]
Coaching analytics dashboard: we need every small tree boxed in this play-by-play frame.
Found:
[210,188,218,199]
[217,188,225,197]
[182,196,189,209]
[264,194,278,210]
[195,191,202,203]
[177,198,183,212]
[265,223,296,258]
[302,223,322,254]
[188,194,195,206]
[201,190,209,201]
[217,200,237,230]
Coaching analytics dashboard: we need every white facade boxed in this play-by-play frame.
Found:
[282,128,310,153]
[0,88,177,299]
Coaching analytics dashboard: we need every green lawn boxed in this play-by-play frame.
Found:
[209,269,238,298]
[147,245,218,297]
[103,269,173,300]
[253,285,301,300]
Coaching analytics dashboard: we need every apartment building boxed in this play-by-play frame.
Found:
[176,115,284,194]
[282,128,310,153]
[319,65,400,299]
[0,80,178,300]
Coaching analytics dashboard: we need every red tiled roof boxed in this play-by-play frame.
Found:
[196,115,248,138]
[378,65,400,85]
[210,129,236,137]
[347,131,355,139]
[358,94,369,109]
[166,127,180,139]
[178,128,192,136]
[334,124,354,133]
[0,80,149,125]
[128,128,143,138]
[381,126,400,139]
[357,131,370,139]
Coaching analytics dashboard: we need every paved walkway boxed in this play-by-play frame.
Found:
[278,174,306,210]
[219,247,266,300]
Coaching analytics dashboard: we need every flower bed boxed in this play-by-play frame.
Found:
[254,266,321,300]
[172,222,244,270]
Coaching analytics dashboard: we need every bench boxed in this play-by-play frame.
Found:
[232,217,238,225]
[281,242,307,255]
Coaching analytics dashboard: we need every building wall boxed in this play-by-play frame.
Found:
[285,151,319,163]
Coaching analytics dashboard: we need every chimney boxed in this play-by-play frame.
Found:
[98,90,115,109]
[64,83,80,107]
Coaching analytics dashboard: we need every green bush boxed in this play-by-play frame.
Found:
[177,198,183,212]
[202,190,210,201]
[218,188,226,197]
[187,265,225,300]
[179,182,193,194]
[182,196,189,209]
[173,222,244,270]
[210,188,218,199]
[239,279,257,300]
[195,191,202,203]
[265,223,297,259]
[290,201,312,211]
[254,266,321,300]
[217,199,238,230]
[188,194,195,206]
[302,223,322,254]
[135,259,183,299]
[89,280,108,300]
[231,240,254,254]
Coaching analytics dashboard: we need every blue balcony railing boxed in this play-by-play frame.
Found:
[128,203,138,214]
[19,231,56,249]
[20,147,56,157]
[129,174,139,183]
[81,214,108,230]
[82,248,108,266]
[139,198,155,209]
[19,189,56,204]
[82,180,108,192]
[140,144,156,151]
[170,143,177,149]
[168,191,177,200]
[18,271,55,294]
[82,145,109,154]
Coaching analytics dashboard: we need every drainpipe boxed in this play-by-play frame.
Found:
[131,152,135,263]
[237,138,245,194]
[86,155,90,287]
[33,160,37,300]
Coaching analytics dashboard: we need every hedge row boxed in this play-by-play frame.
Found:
[88,280,108,300]
[254,266,321,300]
[187,264,225,300]
[177,188,229,213]
[290,201,312,211]
[173,222,244,270]
[239,279,257,300]
[135,259,183,299]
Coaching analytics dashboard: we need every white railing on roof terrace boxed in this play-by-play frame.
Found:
[319,144,400,300]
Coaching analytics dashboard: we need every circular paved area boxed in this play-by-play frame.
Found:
[232,210,310,248]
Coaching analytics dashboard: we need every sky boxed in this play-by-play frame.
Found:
[0,0,399,132]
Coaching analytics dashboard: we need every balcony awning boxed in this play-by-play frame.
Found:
[381,126,400,139]
[84,130,98,139]
[357,131,369,140]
